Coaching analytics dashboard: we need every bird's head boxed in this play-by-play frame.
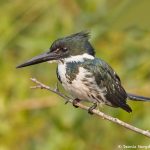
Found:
[17,31,95,68]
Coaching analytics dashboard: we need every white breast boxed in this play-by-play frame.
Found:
[58,64,91,100]
[57,53,107,103]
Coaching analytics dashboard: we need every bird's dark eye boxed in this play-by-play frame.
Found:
[62,47,68,52]
[52,47,68,54]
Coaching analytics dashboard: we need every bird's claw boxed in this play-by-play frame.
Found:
[88,103,97,115]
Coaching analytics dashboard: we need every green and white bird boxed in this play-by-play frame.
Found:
[17,32,150,114]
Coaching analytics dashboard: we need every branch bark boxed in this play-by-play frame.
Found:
[30,78,150,138]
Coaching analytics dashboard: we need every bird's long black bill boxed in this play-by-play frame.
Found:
[16,51,58,68]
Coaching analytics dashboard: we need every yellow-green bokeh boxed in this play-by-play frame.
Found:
[0,0,150,150]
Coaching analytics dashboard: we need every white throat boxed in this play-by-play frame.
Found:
[63,53,94,63]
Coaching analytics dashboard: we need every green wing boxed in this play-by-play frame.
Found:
[82,58,132,112]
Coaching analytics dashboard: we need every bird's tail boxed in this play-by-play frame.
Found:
[127,93,150,101]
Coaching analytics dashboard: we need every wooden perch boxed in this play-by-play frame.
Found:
[30,78,150,138]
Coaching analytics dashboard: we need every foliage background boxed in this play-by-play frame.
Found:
[0,0,150,149]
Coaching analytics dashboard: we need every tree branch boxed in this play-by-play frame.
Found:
[30,78,150,138]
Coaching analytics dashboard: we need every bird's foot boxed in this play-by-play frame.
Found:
[72,98,80,108]
[88,103,97,115]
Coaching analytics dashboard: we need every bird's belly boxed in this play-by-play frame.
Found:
[58,64,107,103]
[62,79,90,100]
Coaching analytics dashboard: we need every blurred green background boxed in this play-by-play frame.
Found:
[0,0,150,149]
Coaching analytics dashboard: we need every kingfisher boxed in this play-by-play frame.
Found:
[17,31,150,114]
